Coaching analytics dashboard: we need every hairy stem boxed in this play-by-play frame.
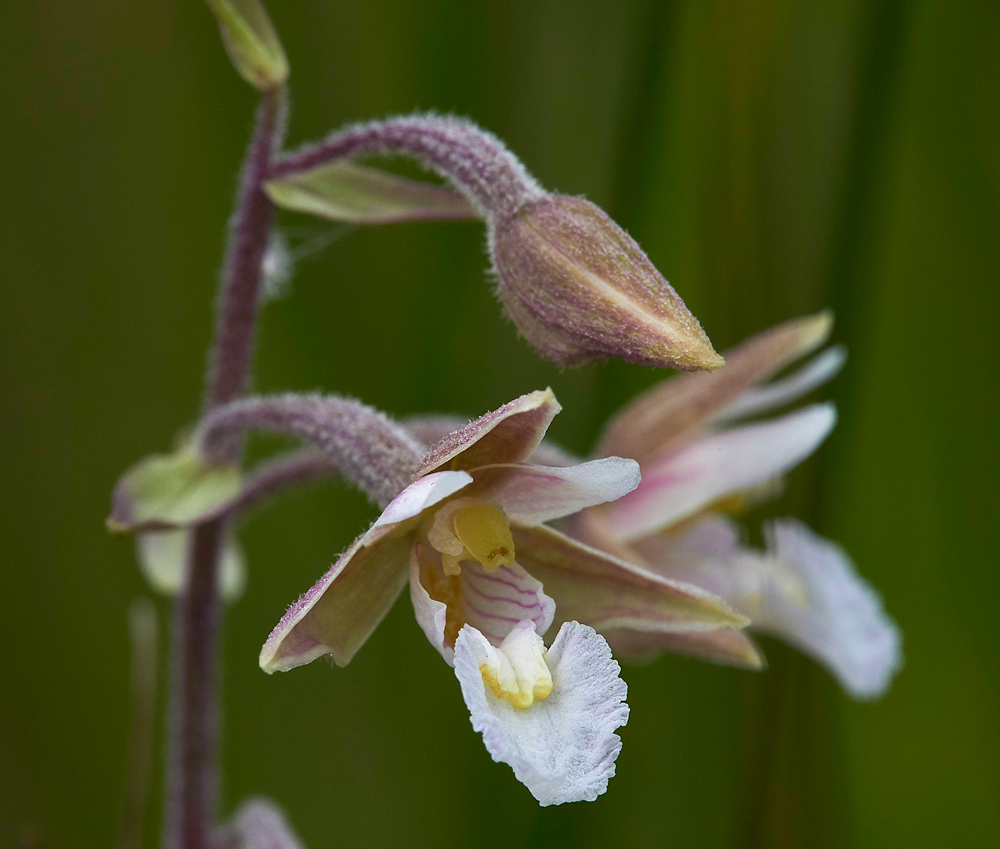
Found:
[196,394,423,506]
[166,89,284,849]
[205,90,286,419]
[269,114,544,221]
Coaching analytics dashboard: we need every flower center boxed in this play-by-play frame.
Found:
[478,622,553,710]
[425,499,516,576]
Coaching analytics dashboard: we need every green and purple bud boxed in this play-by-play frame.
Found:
[490,195,724,370]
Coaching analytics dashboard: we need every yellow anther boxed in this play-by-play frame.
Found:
[452,505,515,570]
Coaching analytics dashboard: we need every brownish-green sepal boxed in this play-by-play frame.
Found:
[263,161,478,225]
[204,0,288,91]
[107,447,241,534]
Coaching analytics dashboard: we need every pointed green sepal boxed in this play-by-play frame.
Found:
[263,160,478,225]
[108,447,241,534]
[204,0,289,91]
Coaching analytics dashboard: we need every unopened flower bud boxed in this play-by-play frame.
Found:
[490,195,724,371]
[204,0,289,91]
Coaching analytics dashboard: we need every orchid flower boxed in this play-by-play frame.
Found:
[260,389,748,804]
[565,312,902,699]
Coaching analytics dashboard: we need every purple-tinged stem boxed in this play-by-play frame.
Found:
[205,90,286,420]
[224,449,337,518]
[166,521,226,849]
[196,394,424,506]
[268,114,544,222]
[166,89,284,849]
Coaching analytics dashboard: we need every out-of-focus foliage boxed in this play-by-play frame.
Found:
[0,1,996,847]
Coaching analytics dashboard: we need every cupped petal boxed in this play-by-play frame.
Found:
[596,311,833,463]
[454,621,629,806]
[410,541,555,664]
[416,389,561,476]
[469,457,640,526]
[756,519,903,700]
[603,403,837,541]
[366,470,473,544]
[603,626,764,669]
[512,525,748,634]
[714,345,847,423]
[137,529,246,602]
[260,533,412,671]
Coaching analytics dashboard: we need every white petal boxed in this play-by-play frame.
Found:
[714,346,847,423]
[410,542,555,664]
[454,621,629,806]
[604,403,836,541]
[471,457,641,525]
[366,470,473,543]
[137,529,245,602]
[759,519,903,700]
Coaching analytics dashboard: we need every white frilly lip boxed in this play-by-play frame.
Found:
[454,620,629,806]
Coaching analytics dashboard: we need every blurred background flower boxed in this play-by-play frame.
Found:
[0,1,997,847]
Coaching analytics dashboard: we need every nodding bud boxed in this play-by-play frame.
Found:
[490,195,724,371]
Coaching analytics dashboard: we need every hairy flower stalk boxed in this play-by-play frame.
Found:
[165,86,284,849]
[269,114,723,371]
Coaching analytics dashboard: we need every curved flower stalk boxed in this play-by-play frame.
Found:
[260,388,748,804]
[268,115,724,371]
[565,312,903,699]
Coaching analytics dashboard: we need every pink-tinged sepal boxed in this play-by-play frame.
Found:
[597,311,834,463]
[417,389,561,475]
[512,524,748,634]
[259,533,412,672]
[491,195,723,371]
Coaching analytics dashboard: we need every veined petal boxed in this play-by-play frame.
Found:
[416,389,561,476]
[454,621,629,806]
[469,458,641,526]
[137,529,246,602]
[366,470,473,544]
[596,312,833,463]
[513,525,748,634]
[756,519,902,700]
[410,542,555,664]
[603,403,837,541]
[714,346,847,423]
[260,533,412,671]
[603,626,764,669]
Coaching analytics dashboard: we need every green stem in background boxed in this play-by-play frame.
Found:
[164,88,284,849]
[118,599,159,849]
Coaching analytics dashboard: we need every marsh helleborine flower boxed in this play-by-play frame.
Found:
[570,313,903,698]
[261,389,747,804]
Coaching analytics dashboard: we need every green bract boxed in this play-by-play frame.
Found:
[107,447,241,533]
[264,160,477,225]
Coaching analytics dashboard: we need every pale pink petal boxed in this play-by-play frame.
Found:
[512,524,748,635]
[409,541,555,664]
[404,414,468,449]
[365,470,473,544]
[229,798,304,849]
[714,345,846,423]
[603,403,837,541]
[596,311,833,463]
[416,389,561,476]
[454,621,629,806]
[470,458,640,526]
[260,533,412,671]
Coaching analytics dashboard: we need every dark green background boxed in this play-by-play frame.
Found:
[2,1,997,847]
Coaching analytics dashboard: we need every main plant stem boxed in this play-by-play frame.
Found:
[165,89,283,849]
